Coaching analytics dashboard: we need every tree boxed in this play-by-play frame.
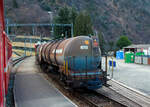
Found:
[70,8,78,25]
[56,7,70,24]
[13,0,18,8]
[54,7,78,39]
[98,32,105,55]
[74,12,93,36]
[40,2,51,11]
[116,36,132,49]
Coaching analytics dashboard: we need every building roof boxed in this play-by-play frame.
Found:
[124,44,150,49]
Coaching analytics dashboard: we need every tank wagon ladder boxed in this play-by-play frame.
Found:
[64,58,69,76]
[85,56,88,80]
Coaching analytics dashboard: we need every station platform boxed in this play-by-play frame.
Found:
[14,57,76,107]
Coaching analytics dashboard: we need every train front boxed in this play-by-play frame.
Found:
[64,36,106,90]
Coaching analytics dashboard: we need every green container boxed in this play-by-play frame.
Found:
[125,52,135,63]
[135,52,144,56]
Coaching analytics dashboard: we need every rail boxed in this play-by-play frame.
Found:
[12,56,29,66]
[105,79,150,107]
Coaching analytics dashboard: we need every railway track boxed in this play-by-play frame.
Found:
[100,79,150,107]
[11,57,146,107]
[39,67,125,107]
[43,69,144,107]
[111,79,150,99]
[40,64,149,107]
[12,56,29,66]
[70,89,124,107]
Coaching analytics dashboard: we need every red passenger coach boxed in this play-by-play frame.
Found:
[0,0,12,106]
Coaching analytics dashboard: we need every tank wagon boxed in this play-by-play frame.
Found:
[35,36,107,89]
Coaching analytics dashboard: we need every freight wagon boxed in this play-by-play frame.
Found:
[35,36,107,90]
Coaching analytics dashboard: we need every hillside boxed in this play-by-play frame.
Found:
[5,0,150,44]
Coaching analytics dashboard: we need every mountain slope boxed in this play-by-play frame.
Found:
[5,0,150,44]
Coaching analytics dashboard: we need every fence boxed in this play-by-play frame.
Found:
[6,22,73,58]
[10,35,51,58]
[135,55,150,65]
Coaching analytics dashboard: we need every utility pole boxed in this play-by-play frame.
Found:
[71,23,73,37]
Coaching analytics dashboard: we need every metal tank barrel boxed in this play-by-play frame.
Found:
[38,36,101,67]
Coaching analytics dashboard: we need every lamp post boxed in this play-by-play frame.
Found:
[48,11,54,37]
[48,11,53,23]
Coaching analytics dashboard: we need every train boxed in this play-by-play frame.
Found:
[35,36,107,90]
[0,0,13,106]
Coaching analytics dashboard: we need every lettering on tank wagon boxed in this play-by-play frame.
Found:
[52,49,63,54]
[80,45,88,50]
